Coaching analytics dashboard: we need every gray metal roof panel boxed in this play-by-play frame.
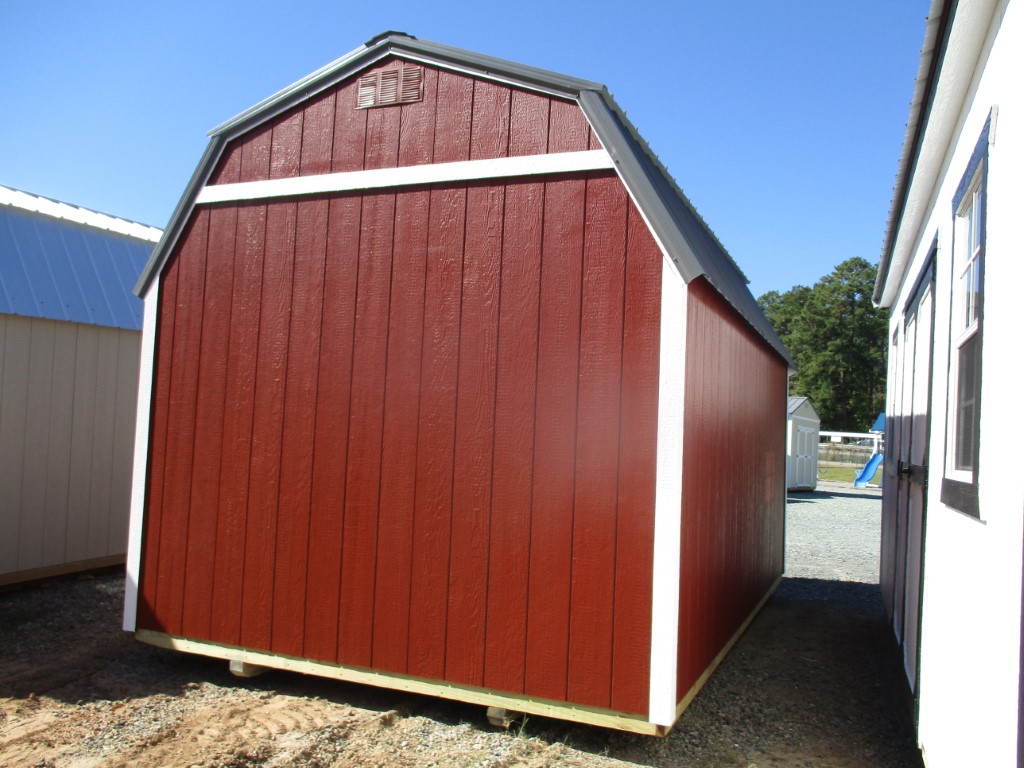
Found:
[579,90,792,367]
[0,204,153,330]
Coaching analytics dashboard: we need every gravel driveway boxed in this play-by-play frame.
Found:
[0,482,923,767]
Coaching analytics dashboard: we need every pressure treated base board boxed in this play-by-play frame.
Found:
[673,574,782,721]
[134,629,666,736]
[134,575,780,738]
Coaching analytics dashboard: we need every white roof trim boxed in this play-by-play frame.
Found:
[194,149,615,205]
[0,184,162,243]
[877,0,1000,307]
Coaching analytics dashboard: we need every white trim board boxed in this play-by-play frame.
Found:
[648,259,687,726]
[123,282,160,632]
[195,149,615,204]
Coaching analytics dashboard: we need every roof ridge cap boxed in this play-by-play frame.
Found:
[0,184,162,243]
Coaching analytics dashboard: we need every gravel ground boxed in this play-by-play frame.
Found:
[784,484,883,583]
[0,482,923,767]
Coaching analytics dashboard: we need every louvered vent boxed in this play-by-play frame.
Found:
[357,65,423,109]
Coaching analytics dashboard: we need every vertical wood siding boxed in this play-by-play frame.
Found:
[139,183,661,715]
[0,315,139,584]
[138,72,660,716]
[207,58,601,187]
[675,278,787,704]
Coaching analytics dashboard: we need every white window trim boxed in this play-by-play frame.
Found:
[945,170,983,484]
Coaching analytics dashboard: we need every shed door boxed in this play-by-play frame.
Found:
[887,260,934,698]
[794,425,817,488]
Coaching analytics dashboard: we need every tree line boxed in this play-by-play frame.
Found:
[758,257,887,432]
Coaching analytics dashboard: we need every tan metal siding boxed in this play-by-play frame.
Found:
[0,314,140,585]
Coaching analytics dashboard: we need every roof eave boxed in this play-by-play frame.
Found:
[580,91,794,368]
[874,0,954,307]
[134,137,223,297]
[209,32,604,141]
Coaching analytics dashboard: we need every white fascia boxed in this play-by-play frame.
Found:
[648,257,686,726]
[122,280,160,632]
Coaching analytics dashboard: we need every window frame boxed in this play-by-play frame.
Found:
[941,118,990,518]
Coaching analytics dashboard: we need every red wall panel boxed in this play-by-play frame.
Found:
[208,203,265,647]
[207,58,583,187]
[567,175,629,709]
[140,71,665,717]
[676,278,787,703]
[151,209,209,635]
[239,202,297,653]
[180,206,236,640]
[524,175,586,703]
[270,199,328,658]
[612,205,662,714]
[445,182,503,688]
[483,179,544,694]
[303,196,361,662]
[338,192,396,668]
[406,186,465,681]
[137,243,180,632]
[371,188,429,674]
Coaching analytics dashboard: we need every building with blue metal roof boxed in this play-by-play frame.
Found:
[0,184,160,586]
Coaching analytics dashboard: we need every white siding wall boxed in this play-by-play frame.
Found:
[0,314,140,585]
[885,2,1024,764]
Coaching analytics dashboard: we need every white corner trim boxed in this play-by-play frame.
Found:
[195,149,614,204]
[648,259,687,726]
[123,281,160,632]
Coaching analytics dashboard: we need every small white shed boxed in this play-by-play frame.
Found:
[786,396,819,491]
[0,185,159,586]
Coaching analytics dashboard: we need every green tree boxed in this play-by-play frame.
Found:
[759,257,887,431]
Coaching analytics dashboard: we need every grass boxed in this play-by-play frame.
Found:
[818,463,883,485]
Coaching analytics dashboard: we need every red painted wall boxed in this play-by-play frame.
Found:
[675,278,787,703]
[138,61,661,716]
[207,58,601,186]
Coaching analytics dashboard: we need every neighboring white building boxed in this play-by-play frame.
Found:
[0,185,160,586]
[786,396,819,492]
[874,1,1023,765]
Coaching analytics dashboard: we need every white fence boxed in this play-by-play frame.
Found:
[819,431,883,465]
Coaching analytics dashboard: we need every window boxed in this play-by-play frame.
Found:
[952,175,982,473]
[941,117,991,517]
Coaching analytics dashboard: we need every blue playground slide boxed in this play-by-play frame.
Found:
[854,452,884,488]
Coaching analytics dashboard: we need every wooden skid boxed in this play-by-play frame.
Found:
[134,629,666,736]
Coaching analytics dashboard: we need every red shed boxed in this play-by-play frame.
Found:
[124,32,791,735]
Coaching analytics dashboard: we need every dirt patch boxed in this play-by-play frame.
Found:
[0,569,922,768]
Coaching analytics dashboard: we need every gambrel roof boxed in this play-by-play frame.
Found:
[136,31,790,365]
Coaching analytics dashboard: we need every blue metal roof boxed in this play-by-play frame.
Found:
[0,194,157,331]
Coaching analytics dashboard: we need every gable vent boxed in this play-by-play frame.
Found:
[357,65,423,109]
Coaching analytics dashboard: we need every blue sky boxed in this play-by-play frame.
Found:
[1,1,926,299]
